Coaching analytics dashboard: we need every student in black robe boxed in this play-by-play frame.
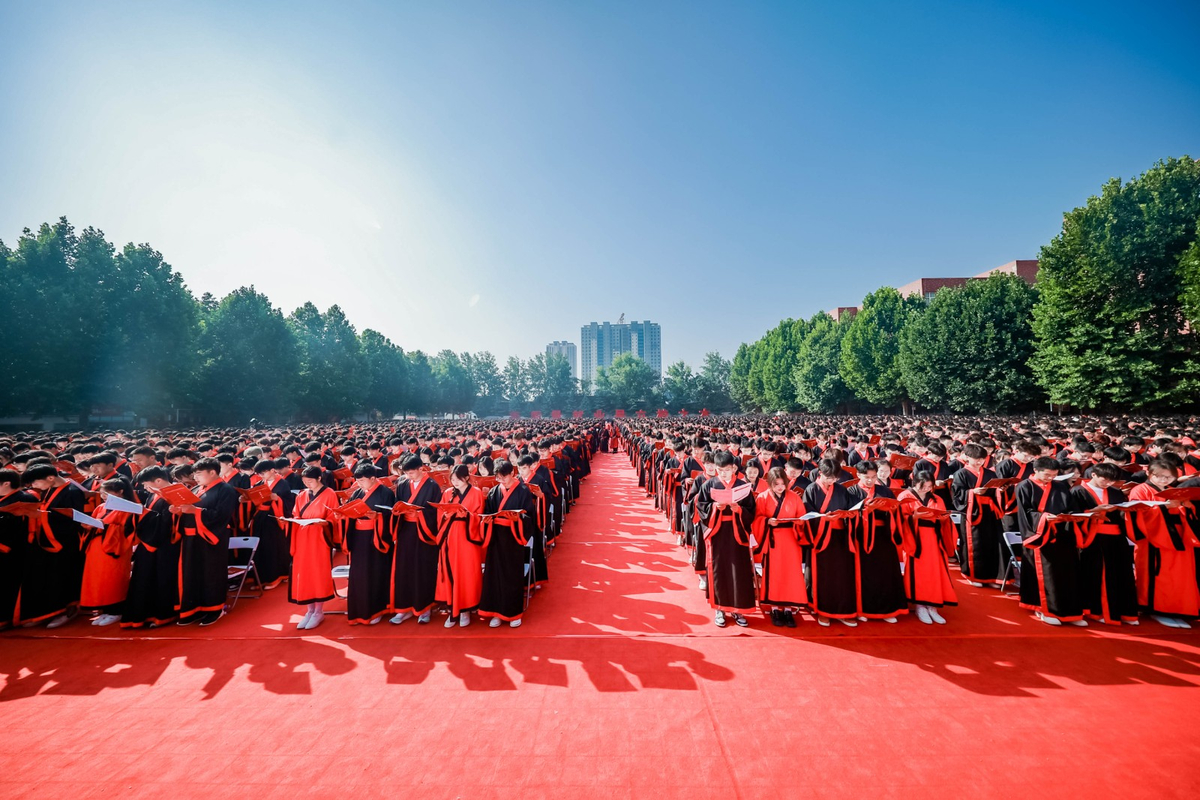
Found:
[1070,462,1139,625]
[122,466,181,628]
[173,458,238,626]
[695,450,758,627]
[803,459,860,626]
[995,441,1039,532]
[479,460,541,628]
[343,464,394,625]
[19,463,87,628]
[390,455,443,624]
[517,456,551,583]
[1015,457,1085,626]
[951,443,1004,587]
[247,459,292,589]
[849,461,906,622]
[0,470,38,629]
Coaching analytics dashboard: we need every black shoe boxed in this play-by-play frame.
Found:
[734,614,749,627]
[784,610,797,628]
[198,610,225,627]
[771,609,785,627]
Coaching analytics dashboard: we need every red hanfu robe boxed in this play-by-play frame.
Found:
[896,489,958,607]
[288,486,340,606]
[1128,482,1200,619]
[80,505,135,610]
[434,486,486,616]
[751,488,808,608]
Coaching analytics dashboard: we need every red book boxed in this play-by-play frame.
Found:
[888,453,919,471]
[237,484,273,505]
[1157,487,1200,502]
[391,500,427,516]
[983,477,1020,489]
[430,502,469,516]
[159,484,201,506]
[0,501,42,517]
[333,467,353,481]
[335,499,372,519]
[471,476,499,489]
[427,470,452,489]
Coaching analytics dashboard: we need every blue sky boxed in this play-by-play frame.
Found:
[1,1,1197,371]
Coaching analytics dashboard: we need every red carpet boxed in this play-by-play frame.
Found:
[3,452,1199,798]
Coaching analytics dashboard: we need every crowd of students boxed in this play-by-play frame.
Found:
[0,423,603,632]
[626,415,1200,629]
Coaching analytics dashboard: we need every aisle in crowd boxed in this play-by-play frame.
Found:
[623,415,1200,631]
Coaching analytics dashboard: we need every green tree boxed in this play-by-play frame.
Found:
[541,353,576,411]
[662,361,696,409]
[900,273,1040,412]
[841,287,920,410]
[404,350,435,416]
[503,356,529,407]
[288,303,368,421]
[758,319,809,412]
[1031,156,1200,408]
[466,351,506,416]
[431,350,475,413]
[729,342,757,411]
[695,351,733,412]
[1181,237,1200,328]
[602,354,660,410]
[197,287,299,423]
[792,312,851,413]
[360,329,408,417]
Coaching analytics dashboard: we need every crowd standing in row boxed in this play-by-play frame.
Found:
[625,415,1200,629]
[0,423,604,632]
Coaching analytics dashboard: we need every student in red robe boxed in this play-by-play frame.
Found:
[696,450,758,627]
[897,471,957,624]
[288,466,341,630]
[122,466,180,628]
[173,457,239,626]
[435,465,486,628]
[80,478,138,626]
[1015,457,1085,626]
[751,467,808,627]
[1129,460,1199,628]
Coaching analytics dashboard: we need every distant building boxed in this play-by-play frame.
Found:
[828,306,859,322]
[580,319,662,384]
[828,259,1038,319]
[896,277,970,301]
[545,340,579,380]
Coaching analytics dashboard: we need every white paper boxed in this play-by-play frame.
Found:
[747,533,758,549]
[1053,474,1075,482]
[72,510,104,529]
[800,511,824,521]
[850,500,864,511]
[375,504,393,511]
[291,490,304,495]
[104,495,144,515]
[1117,500,1166,507]
[711,482,753,505]
[950,513,963,524]
[277,517,326,526]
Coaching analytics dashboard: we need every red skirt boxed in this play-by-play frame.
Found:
[289,526,335,605]
[80,537,132,609]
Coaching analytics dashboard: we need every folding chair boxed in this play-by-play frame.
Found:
[227,536,263,608]
[326,548,351,615]
[523,524,537,611]
[1000,531,1024,596]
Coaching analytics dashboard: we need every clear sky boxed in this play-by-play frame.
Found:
[1,1,1197,371]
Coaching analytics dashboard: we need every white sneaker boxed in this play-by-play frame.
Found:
[838,618,858,627]
[1067,619,1088,627]
[444,614,457,628]
[509,618,522,628]
[417,611,431,624]
[882,616,898,624]
[46,614,71,629]
[928,607,946,625]
[817,616,831,627]
[369,616,381,625]
[1036,612,1062,626]
[297,611,314,629]
[968,581,984,588]
[915,606,933,625]
[489,617,502,628]
[857,616,868,622]
[305,612,324,630]
[94,614,121,627]
[459,612,471,627]
[1125,618,1140,626]
[698,577,707,591]
[390,611,413,625]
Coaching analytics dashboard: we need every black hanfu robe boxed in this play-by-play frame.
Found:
[850,483,907,619]
[344,482,394,624]
[390,476,442,616]
[695,477,757,613]
[478,481,541,622]
[1016,478,1082,622]
[803,481,858,619]
[0,491,39,627]
[1070,483,1138,624]
[17,481,86,625]
[178,480,238,621]
[951,466,1004,585]
[121,491,180,628]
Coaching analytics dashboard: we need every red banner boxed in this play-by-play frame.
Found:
[573,410,584,419]
[615,409,625,418]
[593,410,605,419]
[656,409,668,418]
[636,409,647,418]
[509,411,520,420]
[680,409,688,416]
[531,410,543,420]
[550,409,562,419]
[700,409,710,417]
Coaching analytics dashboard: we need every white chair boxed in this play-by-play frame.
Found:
[227,536,263,608]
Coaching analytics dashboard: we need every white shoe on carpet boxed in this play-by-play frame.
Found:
[417,611,431,624]
[698,577,707,591]
[369,616,382,625]
[968,581,984,588]
[915,606,933,625]
[444,614,457,628]
[390,611,413,625]
[297,611,314,629]
[459,612,471,627]
[838,618,858,627]
[882,617,898,624]
[489,617,502,628]
[94,614,121,627]
[304,612,324,630]
[1067,619,1088,627]
[509,619,522,628]
[857,616,868,622]
[817,616,831,627]
[1036,612,1062,626]
[46,614,71,629]
[928,607,946,625]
